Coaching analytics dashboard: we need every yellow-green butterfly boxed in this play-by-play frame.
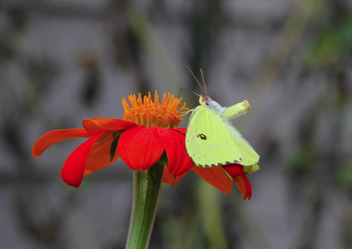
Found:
[185,68,260,174]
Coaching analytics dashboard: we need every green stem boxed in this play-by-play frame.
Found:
[126,163,164,249]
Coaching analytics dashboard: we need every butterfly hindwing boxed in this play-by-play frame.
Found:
[224,122,260,166]
[186,106,242,167]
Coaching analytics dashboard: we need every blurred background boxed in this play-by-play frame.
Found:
[1,0,352,248]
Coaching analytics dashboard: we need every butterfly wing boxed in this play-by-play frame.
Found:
[186,106,242,167]
[224,121,260,167]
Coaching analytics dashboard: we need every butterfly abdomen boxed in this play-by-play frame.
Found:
[222,100,250,120]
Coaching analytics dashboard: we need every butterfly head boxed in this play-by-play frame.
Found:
[201,96,226,114]
[199,95,211,106]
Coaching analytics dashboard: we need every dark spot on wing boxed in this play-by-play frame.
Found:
[196,134,207,140]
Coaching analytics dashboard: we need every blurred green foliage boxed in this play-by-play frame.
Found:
[336,162,352,189]
[286,145,317,176]
[197,180,228,249]
[308,14,352,65]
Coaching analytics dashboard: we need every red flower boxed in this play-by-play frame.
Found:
[222,164,252,200]
[32,91,252,200]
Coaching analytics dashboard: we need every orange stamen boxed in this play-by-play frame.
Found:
[122,91,188,128]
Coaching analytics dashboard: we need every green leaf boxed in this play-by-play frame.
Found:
[109,131,124,162]
[109,135,120,162]
[220,166,233,180]
[97,134,110,142]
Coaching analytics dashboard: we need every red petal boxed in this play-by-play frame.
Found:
[192,166,233,194]
[158,129,194,176]
[223,164,252,200]
[32,129,94,159]
[162,165,186,186]
[61,132,104,187]
[174,128,186,134]
[84,131,121,175]
[222,164,244,178]
[83,117,137,133]
[118,126,164,171]
[169,128,194,176]
[234,175,252,200]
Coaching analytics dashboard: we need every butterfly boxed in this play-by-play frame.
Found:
[185,67,260,174]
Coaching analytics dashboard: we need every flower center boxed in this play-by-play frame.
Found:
[122,91,187,128]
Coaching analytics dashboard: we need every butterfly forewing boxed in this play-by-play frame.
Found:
[186,106,242,167]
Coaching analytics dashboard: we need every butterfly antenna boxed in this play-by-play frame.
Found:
[186,66,206,94]
[178,88,185,99]
[200,68,208,96]
[179,87,200,98]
